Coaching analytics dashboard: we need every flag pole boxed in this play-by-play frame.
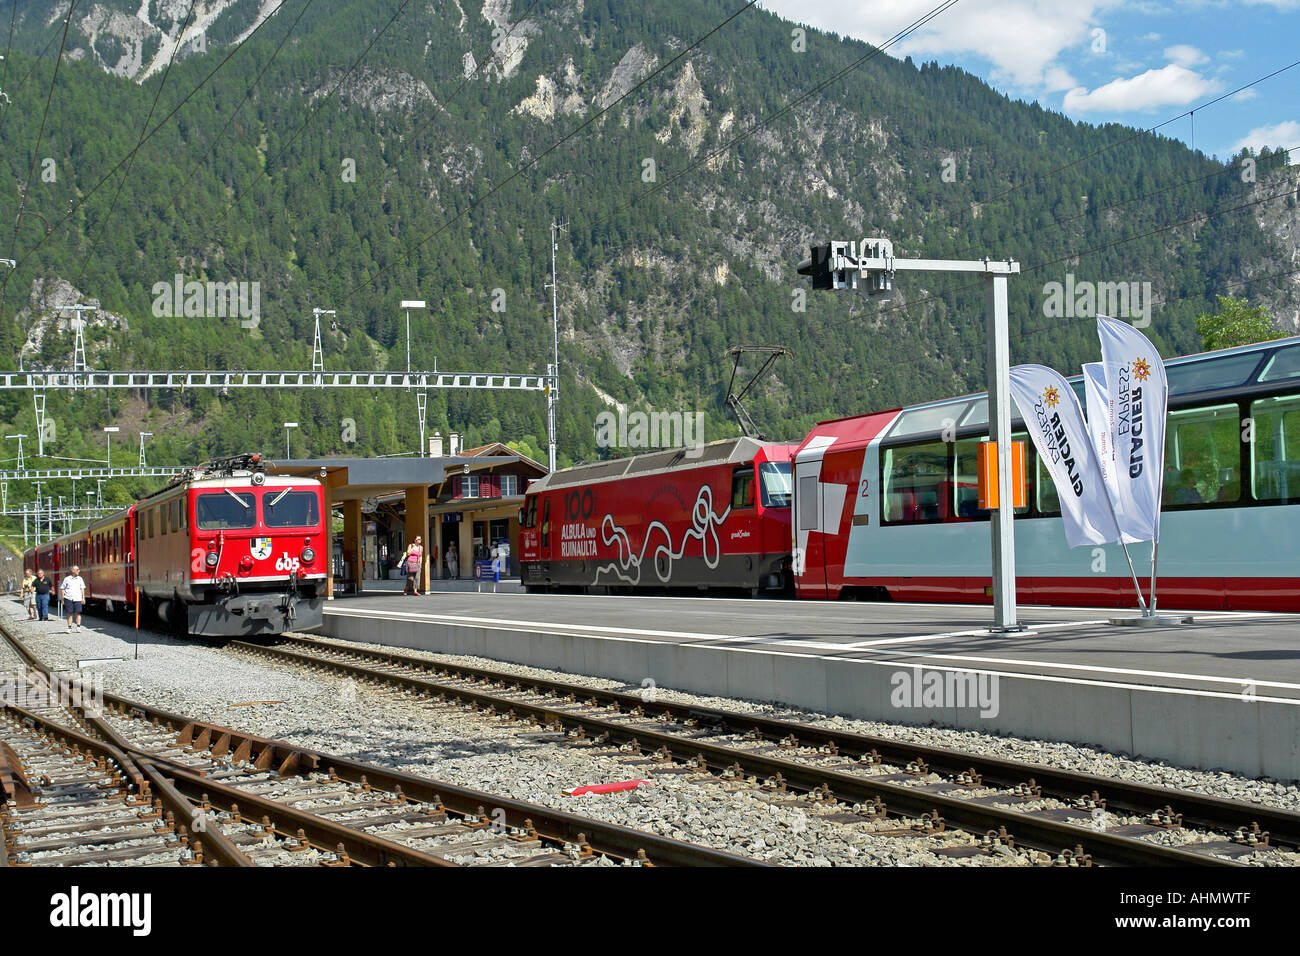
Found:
[1119,540,1149,613]
[1148,377,1169,617]
[1079,361,1148,613]
[1149,539,1160,616]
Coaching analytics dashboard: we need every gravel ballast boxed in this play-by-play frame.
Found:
[4,598,1296,866]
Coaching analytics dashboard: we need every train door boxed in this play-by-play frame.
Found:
[794,457,827,596]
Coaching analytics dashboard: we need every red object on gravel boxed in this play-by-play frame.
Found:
[565,779,653,796]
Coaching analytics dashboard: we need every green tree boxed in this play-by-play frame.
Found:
[1195,296,1286,351]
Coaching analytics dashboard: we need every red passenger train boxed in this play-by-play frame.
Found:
[26,454,327,636]
[519,437,795,593]
[518,336,1300,612]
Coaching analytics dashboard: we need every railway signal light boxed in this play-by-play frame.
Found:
[797,242,854,290]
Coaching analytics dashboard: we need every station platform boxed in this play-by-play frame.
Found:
[320,593,1300,781]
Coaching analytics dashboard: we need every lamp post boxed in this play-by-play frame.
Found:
[400,300,425,375]
[104,426,119,469]
[284,422,298,460]
[797,239,1024,633]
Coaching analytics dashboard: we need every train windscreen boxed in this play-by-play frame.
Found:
[195,491,256,530]
[263,489,320,528]
[759,462,793,508]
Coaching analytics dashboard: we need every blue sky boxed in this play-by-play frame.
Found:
[758,0,1298,161]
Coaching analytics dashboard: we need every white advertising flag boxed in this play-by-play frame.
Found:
[1097,315,1169,543]
[1009,364,1120,549]
[1083,362,1142,545]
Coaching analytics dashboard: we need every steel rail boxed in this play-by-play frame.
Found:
[0,621,761,866]
[94,692,765,868]
[280,633,1300,849]
[154,763,459,868]
[233,640,1237,866]
[0,704,251,867]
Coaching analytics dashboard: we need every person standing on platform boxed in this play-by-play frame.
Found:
[32,569,52,622]
[401,537,424,595]
[61,565,86,632]
[22,568,36,619]
[446,541,459,580]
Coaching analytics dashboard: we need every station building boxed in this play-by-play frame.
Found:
[272,434,546,596]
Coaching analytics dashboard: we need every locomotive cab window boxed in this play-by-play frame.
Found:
[731,466,755,509]
[196,492,256,530]
[264,490,320,528]
[759,462,793,508]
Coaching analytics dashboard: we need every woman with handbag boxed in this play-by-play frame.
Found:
[401,537,424,595]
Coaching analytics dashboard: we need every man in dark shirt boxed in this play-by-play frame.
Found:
[32,569,52,621]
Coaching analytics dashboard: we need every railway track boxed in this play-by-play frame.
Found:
[0,623,763,867]
[227,632,1300,867]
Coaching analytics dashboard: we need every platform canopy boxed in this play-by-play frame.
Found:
[268,456,526,502]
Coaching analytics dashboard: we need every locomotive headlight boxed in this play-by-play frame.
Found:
[205,551,219,567]
[300,547,315,564]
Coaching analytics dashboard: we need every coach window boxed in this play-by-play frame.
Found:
[731,466,755,509]
[196,492,256,530]
[541,499,551,548]
[264,490,320,527]
[1036,456,1061,516]
[1163,403,1241,506]
[952,433,1034,519]
[882,441,949,522]
[1250,395,1300,503]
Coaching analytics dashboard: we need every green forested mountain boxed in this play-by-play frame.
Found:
[0,0,1296,508]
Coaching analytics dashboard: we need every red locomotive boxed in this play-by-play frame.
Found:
[27,454,327,636]
[518,437,796,593]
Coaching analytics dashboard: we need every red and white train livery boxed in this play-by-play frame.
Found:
[793,335,1300,611]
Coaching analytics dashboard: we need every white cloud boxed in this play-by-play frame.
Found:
[1230,120,1300,153]
[1163,44,1207,68]
[1231,88,1259,102]
[1063,64,1221,113]
[756,0,1123,91]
